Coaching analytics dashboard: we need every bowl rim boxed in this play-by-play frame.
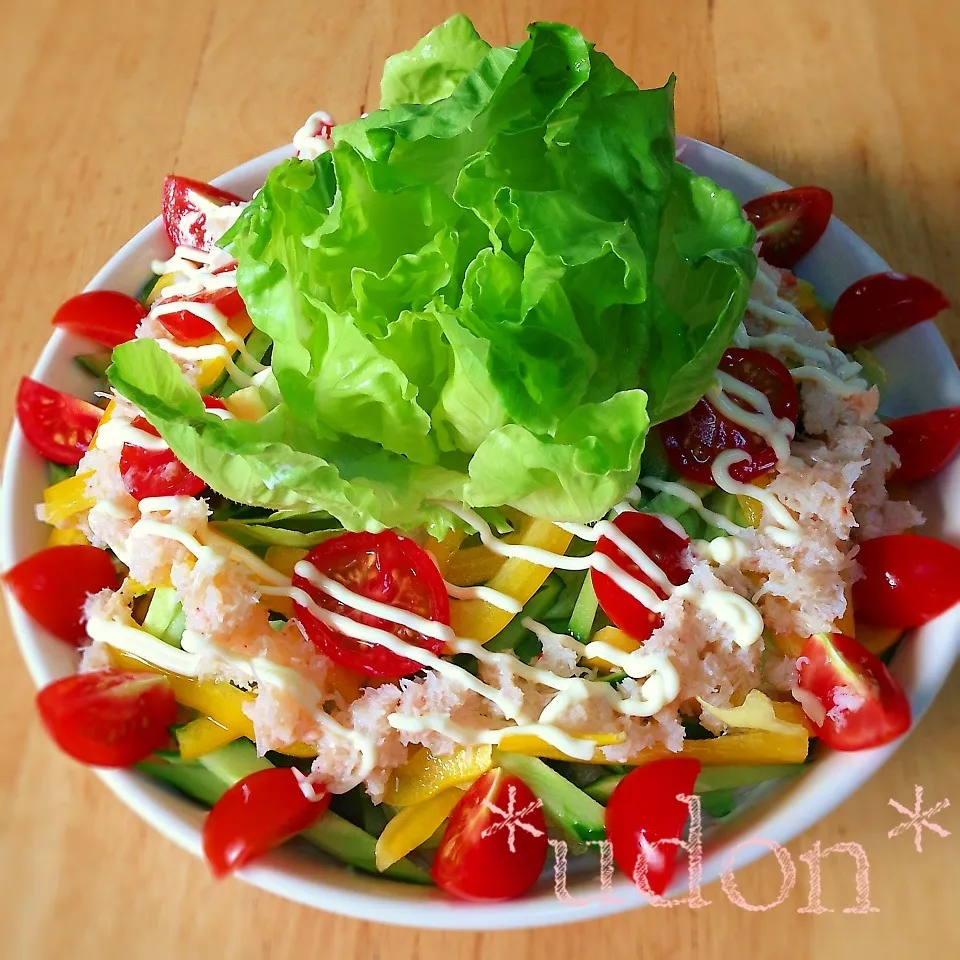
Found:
[3,136,959,930]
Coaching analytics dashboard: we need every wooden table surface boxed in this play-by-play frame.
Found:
[1,1,958,957]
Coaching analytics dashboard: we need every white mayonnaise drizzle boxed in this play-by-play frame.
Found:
[789,365,867,397]
[152,245,235,275]
[386,714,601,762]
[293,110,334,160]
[439,502,763,648]
[154,338,256,388]
[93,419,169,453]
[633,478,746,536]
[439,501,667,613]
[711,449,802,547]
[693,536,751,565]
[708,371,794,464]
[87,616,375,785]
[80,252,872,785]
[443,580,522,614]
[150,298,265,372]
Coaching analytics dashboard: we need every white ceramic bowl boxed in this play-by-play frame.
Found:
[3,138,959,930]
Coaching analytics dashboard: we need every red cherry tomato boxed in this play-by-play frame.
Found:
[797,633,911,750]
[203,766,330,878]
[156,286,246,343]
[293,531,450,677]
[852,534,960,628]
[742,186,833,268]
[659,348,798,485]
[51,290,146,348]
[16,377,103,465]
[432,768,548,901]
[830,272,949,352]
[885,407,960,483]
[36,669,177,766]
[605,758,701,896]
[119,397,224,501]
[3,544,119,644]
[162,174,245,253]
[591,512,691,642]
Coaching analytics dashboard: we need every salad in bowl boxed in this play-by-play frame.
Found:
[4,15,960,908]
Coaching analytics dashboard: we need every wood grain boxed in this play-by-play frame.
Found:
[1,1,958,957]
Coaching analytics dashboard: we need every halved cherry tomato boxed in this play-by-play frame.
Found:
[203,766,330,878]
[156,286,246,343]
[659,348,798,485]
[16,377,103,465]
[742,186,833,268]
[162,175,245,252]
[36,669,177,766]
[51,290,146,348]
[431,768,547,901]
[885,406,960,483]
[591,513,691,642]
[852,534,960,628]
[830,272,949,352]
[3,544,119,644]
[293,531,450,677]
[605,758,701,896]
[797,633,910,750]
[119,396,224,501]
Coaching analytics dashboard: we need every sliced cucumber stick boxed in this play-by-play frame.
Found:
[568,574,598,642]
[486,575,563,653]
[137,760,225,807]
[74,351,113,380]
[141,587,186,647]
[496,751,605,844]
[195,740,430,884]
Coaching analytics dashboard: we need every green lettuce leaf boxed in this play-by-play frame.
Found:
[113,19,755,534]
[108,340,465,534]
[380,14,491,109]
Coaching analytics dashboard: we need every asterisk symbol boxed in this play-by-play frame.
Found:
[888,785,951,853]
[481,784,545,853]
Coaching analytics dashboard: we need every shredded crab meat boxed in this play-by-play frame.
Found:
[63,252,921,799]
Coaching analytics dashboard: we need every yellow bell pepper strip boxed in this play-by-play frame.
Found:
[581,625,640,669]
[443,545,507,587]
[43,401,120,529]
[423,529,466,576]
[46,526,89,547]
[384,744,493,806]
[633,730,810,766]
[698,690,809,737]
[855,621,904,656]
[262,546,308,618]
[42,473,95,527]
[91,400,118,440]
[109,648,316,758]
[144,272,177,307]
[736,471,775,528]
[770,631,805,658]
[189,313,256,391]
[773,584,857,658]
[175,715,240,759]
[223,385,269,422]
[325,663,366,705]
[264,546,308,577]
[791,278,831,332]
[497,731,625,760]
[449,519,574,643]
[375,787,462,872]
[119,576,151,600]
[195,357,227,391]
[497,727,809,765]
